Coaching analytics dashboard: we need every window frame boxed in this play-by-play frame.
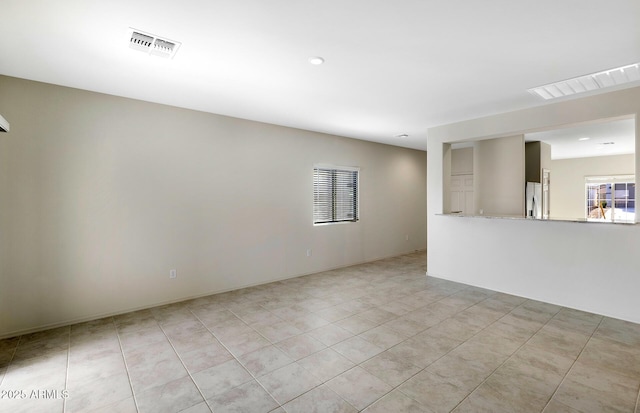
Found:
[585,174,635,223]
[313,164,360,225]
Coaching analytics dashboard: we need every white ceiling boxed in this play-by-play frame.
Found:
[525,118,636,160]
[1,0,640,150]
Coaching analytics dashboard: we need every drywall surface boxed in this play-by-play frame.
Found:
[451,147,473,175]
[475,135,524,216]
[428,85,640,324]
[0,75,427,337]
[551,154,635,220]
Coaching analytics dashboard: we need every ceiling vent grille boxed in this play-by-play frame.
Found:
[129,29,181,59]
[529,62,640,100]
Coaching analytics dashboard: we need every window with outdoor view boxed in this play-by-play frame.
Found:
[585,175,635,223]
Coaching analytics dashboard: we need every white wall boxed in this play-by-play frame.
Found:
[550,154,635,220]
[428,86,640,324]
[0,75,427,337]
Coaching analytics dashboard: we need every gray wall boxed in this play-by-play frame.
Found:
[0,75,427,337]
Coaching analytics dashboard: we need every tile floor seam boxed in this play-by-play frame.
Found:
[0,335,21,388]
[323,285,503,409]
[358,365,427,411]
[387,296,555,412]
[156,317,214,413]
[356,291,527,411]
[449,303,577,413]
[219,324,357,412]
[113,316,142,413]
[314,364,384,412]
[190,307,281,411]
[282,382,356,413]
[539,316,606,413]
[61,327,70,413]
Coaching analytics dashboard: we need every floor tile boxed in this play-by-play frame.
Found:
[11,332,69,362]
[425,354,493,392]
[152,304,197,326]
[474,367,559,412]
[208,380,278,413]
[567,360,639,396]
[67,351,127,387]
[0,397,64,413]
[238,345,293,377]
[399,370,471,413]
[466,330,523,356]
[89,396,138,413]
[114,310,158,334]
[118,324,167,352]
[192,359,253,400]
[361,350,422,386]
[252,321,302,343]
[358,308,397,324]
[362,390,430,413]
[135,375,204,413]
[288,313,331,332]
[217,330,271,357]
[593,317,640,346]
[382,315,433,337]
[576,336,640,380]
[194,309,241,328]
[180,401,213,413]
[276,333,326,360]
[326,366,392,410]
[387,334,459,369]
[331,336,383,364]
[257,362,321,404]
[124,340,188,394]
[549,378,637,413]
[179,340,234,374]
[358,325,409,350]
[283,384,357,413]
[2,351,68,390]
[307,324,353,346]
[298,348,356,382]
[65,372,133,413]
[167,328,220,354]
[335,315,379,335]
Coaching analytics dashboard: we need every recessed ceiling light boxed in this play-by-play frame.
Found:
[396,134,409,138]
[308,56,325,65]
[528,62,640,100]
[578,137,590,141]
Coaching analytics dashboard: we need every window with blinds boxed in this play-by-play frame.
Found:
[313,166,359,224]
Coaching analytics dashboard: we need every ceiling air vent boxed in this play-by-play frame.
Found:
[528,62,640,100]
[129,29,181,59]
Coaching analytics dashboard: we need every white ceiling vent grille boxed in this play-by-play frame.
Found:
[529,62,640,100]
[129,28,181,59]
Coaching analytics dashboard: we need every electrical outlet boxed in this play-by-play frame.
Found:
[306,249,312,257]
[169,269,177,279]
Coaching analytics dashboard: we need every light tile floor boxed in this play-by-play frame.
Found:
[1,251,639,412]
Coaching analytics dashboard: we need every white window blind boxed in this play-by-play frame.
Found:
[313,166,359,224]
